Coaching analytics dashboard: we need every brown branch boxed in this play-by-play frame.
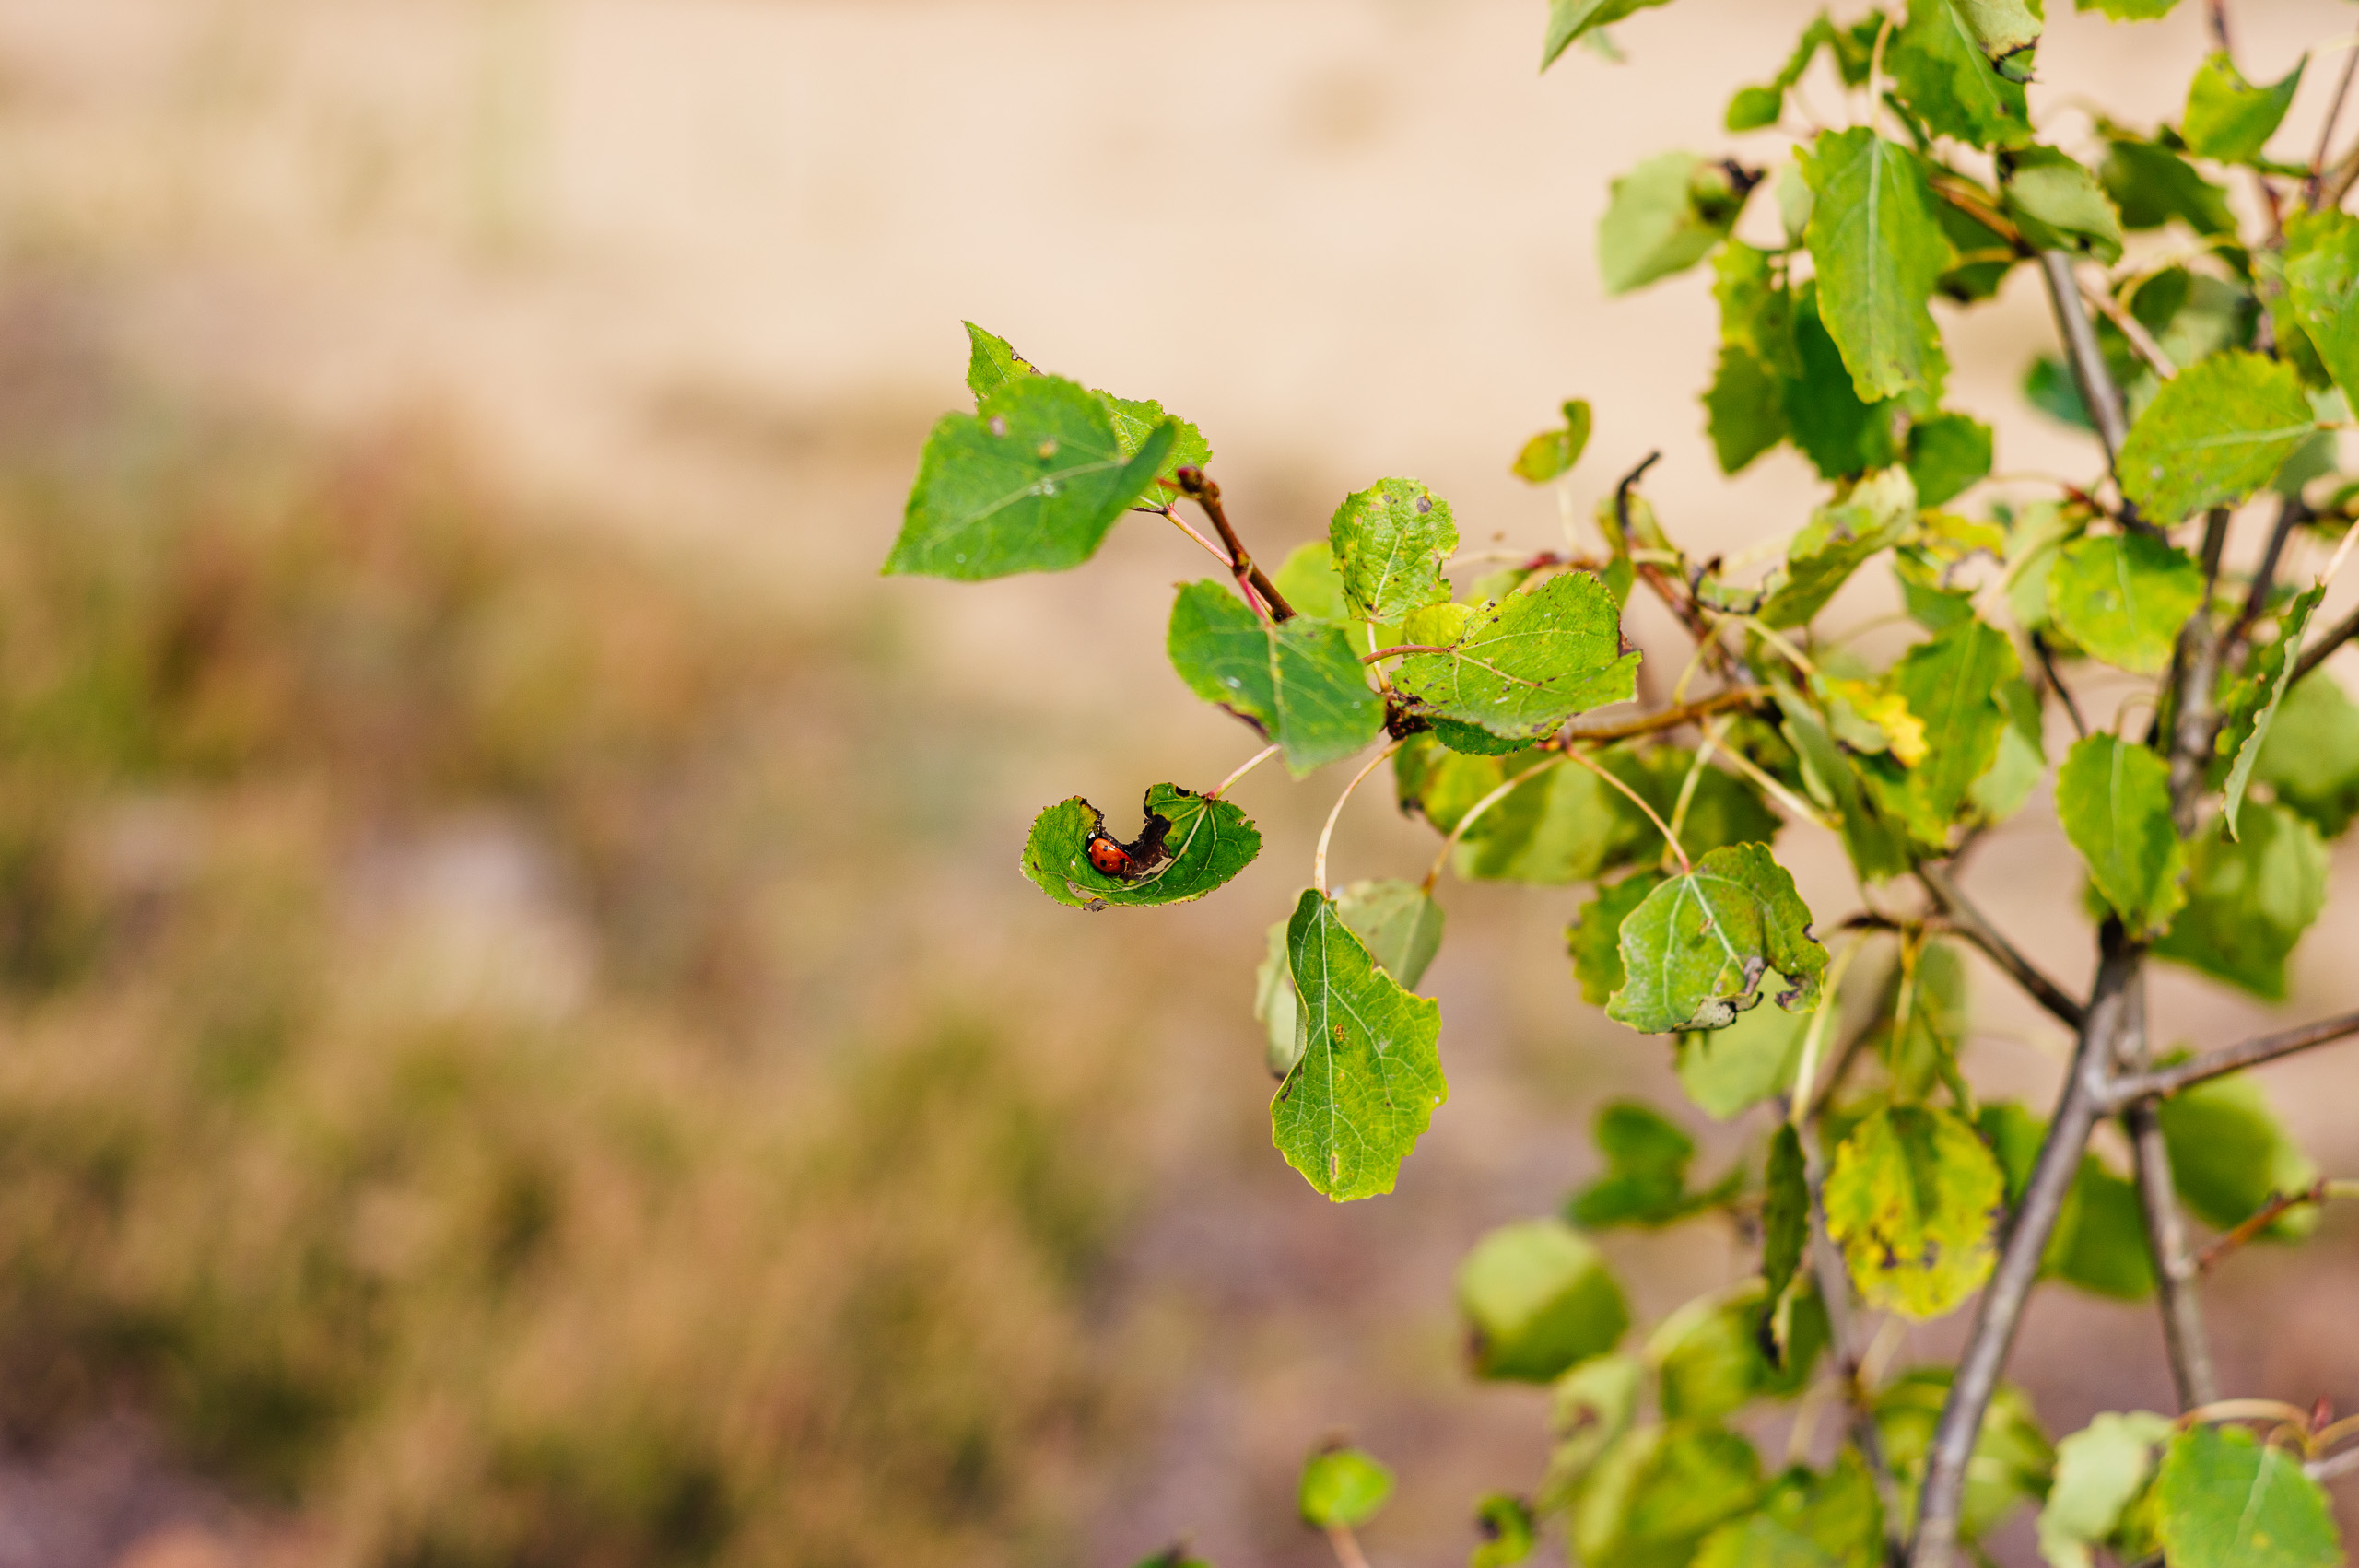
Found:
[2195,1179,2336,1275]
[2037,252,2130,470]
[2324,137,2359,211]
[2119,977,2218,1410]
[1173,467,1295,622]
[2107,1009,2359,1108]
[1916,861,2086,1031]
[2030,632,2090,742]
[1551,685,1769,744]
[2290,602,2359,688]
[1907,935,2140,1568]
[2309,46,2359,207]
[2165,509,2232,832]
[2230,496,2308,651]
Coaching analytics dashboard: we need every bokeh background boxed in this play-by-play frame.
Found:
[0,2,2353,1566]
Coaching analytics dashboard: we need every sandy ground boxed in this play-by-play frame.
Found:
[2,2,2358,1564]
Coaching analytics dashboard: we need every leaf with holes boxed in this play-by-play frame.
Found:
[1273,889,1448,1201]
[1393,572,1640,741]
[1607,844,1828,1034]
[1021,787,1262,910]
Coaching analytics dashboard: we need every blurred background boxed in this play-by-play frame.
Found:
[0,2,2352,1566]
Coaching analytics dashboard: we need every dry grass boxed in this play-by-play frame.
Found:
[0,304,1148,1568]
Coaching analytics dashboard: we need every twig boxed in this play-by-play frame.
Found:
[2194,1178,2359,1274]
[2030,632,2090,742]
[1174,468,1296,622]
[1916,862,2087,1031]
[2309,46,2359,206]
[2229,496,2309,649]
[1209,743,1281,800]
[2118,977,2219,1410]
[1313,741,1404,895]
[2081,281,2177,381]
[1160,505,1236,568]
[1907,935,2139,1568]
[2291,603,2359,687]
[2310,1446,2359,1484]
[2037,252,2130,470]
[1553,685,1768,743]
[2165,509,2233,833]
[2106,1009,2359,1107]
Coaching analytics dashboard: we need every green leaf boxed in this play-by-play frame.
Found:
[2003,146,2124,265]
[1472,1494,1538,1568]
[1725,18,1839,134]
[957,323,1210,511]
[1128,1548,1214,1568]
[2159,1071,2320,1237]
[1273,889,1448,1200]
[1461,756,1635,885]
[1697,1453,1884,1568]
[2155,1424,2341,1568]
[1707,347,1788,474]
[1457,1217,1631,1381]
[1330,478,1459,623]
[1516,400,1595,483]
[1758,468,1919,629]
[1167,581,1383,775]
[2075,0,2179,17]
[1299,1445,1395,1529]
[1762,1123,1810,1307]
[2183,52,2305,165]
[1802,130,1954,403]
[889,375,1179,580]
[1575,1424,1764,1568]
[1544,1355,1644,1507]
[1676,999,1809,1119]
[1888,616,2022,837]
[1890,0,2032,148]
[1570,872,1666,1005]
[1569,1100,1702,1229]
[1825,1104,2005,1318]
[2056,733,2187,938]
[2049,1155,2157,1300]
[1954,0,2042,76]
[1936,185,2021,301]
[1880,941,1972,1102]
[2285,211,2359,411]
[963,320,1038,397]
[1600,152,1749,295]
[1542,0,1674,70]
[1022,786,1262,909]
[1778,691,1916,882]
[2037,1411,2175,1568]
[2254,673,2359,839]
[1785,286,1905,479]
[2101,136,2235,235]
[2151,802,2328,999]
[1337,878,1445,990]
[2118,351,2318,523]
[1906,413,1994,509]
[1650,1281,1824,1421]
[1393,572,1641,741]
[2046,532,2206,676]
[1877,1369,2055,1541]
[1716,240,1801,379]
[1969,677,2048,824]
[2224,585,2324,837]
[1607,843,1829,1034]
[1272,540,1350,625]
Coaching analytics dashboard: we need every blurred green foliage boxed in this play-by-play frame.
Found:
[0,351,1138,1567]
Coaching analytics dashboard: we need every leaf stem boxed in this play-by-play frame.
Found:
[1713,737,1838,830]
[1553,685,1768,743]
[1324,1525,1372,1568]
[1209,743,1281,800]
[1790,936,1868,1127]
[1916,862,2087,1031]
[1313,740,1405,895]
[1359,644,1455,664]
[1418,755,1567,894]
[2078,279,2177,380]
[2194,1178,2359,1275]
[1160,505,1235,568]
[1562,746,1691,874]
[2030,631,2089,742]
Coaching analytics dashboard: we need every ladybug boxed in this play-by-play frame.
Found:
[1086,835,1134,877]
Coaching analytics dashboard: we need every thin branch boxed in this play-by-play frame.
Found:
[2165,509,2233,834]
[2031,631,2089,741]
[2118,977,2218,1410]
[2325,136,2359,210]
[2291,602,2359,687]
[2037,252,2130,470]
[1553,685,1768,743]
[1173,468,1296,622]
[1324,1524,1372,1568]
[2081,281,2177,380]
[2309,45,2359,206]
[1916,862,2086,1031]
[2106,1009,2359,1107]
[1908,936,2139,1568]
[2194,1178,2359,1275]
[2230,496,2308,649]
